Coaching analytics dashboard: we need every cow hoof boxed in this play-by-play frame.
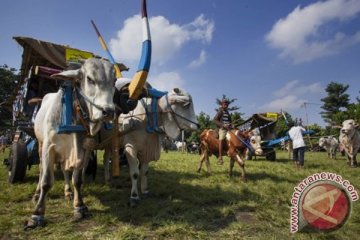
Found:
[350,164,357,168]
[73,206,91,221]
[65,192,73,201]
[129,198,140,208]
[23,215,45,230]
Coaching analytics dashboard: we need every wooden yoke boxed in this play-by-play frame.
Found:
[90,21,121,176]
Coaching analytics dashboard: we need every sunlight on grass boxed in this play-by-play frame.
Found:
[0,148,359,239]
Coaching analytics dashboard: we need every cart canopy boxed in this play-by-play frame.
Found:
[13,36,128,82]
[239,112,281,141]
[1,36,128,108]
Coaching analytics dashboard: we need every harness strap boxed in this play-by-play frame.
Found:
[165,95,184,131]
[75,101,90,135]
[141,99,163,133]
[75,87,106,111]
[231,131,255,153]
[135,88,199,134]
[74,88,92,122]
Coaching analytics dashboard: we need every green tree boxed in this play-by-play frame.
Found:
[320,82,350,125]
[307,123,324,136]
[346,102,360,122]
[231,112,244,127]
[0,65,19,132]
[332,102,360,125]
[186,111,215,143]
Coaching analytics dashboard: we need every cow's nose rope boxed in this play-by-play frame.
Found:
[75,87,110,113]
[230,131,255,153]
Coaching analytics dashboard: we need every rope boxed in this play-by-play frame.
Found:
[75,87,107,112]
[230,131,254,153]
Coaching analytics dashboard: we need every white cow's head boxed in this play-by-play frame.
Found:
[159,88,198,139]
[52,58,115,135]
[341,119,359,138]
[249,132,263,156]
[318,137,326,148]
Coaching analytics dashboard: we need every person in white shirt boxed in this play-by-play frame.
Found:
[288,122,306,168]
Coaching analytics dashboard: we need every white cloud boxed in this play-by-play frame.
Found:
[185,14,214,43]
[148,71,184,91]
[188,49,207,68]
[274,80,323,97]
[259,81,324,112]
[109,14,214,66]
[260,95,306,111]
[266,0,360,63]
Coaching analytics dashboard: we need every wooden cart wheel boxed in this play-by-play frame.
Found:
[8,140,28,183]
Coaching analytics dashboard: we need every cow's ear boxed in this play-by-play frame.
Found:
[51,69,81,81]
[355,122,359,129]
[332,125,342,129]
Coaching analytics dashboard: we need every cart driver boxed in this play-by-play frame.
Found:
[213,99,232,165]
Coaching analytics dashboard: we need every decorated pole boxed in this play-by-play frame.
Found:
[91,20,122,79]
[90,0,152,177]
[128,0,152,100]
[91,20,123,177]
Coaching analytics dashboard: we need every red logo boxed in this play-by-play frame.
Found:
[301,182,351,231]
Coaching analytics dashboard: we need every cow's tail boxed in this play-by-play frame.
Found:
[199,142,204,155]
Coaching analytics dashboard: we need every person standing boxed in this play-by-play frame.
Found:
[288,122,306,169]
[213,99,232,165]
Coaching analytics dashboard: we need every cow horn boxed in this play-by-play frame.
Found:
[128,0,152,100]
[51,69,80,82]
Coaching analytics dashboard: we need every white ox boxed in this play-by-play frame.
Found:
[24,58,116,230]
[107,88,198,207]
[338,119,360,167]
[175,141,187,152]
[318,136,339,159]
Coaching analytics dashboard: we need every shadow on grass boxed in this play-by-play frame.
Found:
[246,171,298,184]
[87,167,261,232]
[19,167,66,185]
[247,157,293,164]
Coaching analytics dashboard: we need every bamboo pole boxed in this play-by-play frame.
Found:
[111,120,120,177]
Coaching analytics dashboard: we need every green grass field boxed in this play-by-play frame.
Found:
[0,149,359,239]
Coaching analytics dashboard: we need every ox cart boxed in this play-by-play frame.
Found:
[3,36,128,183]
[239,113,281,160]
[239,113,314,160]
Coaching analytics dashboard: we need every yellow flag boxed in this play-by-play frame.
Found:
[266,112,278,119]
[65,48,94,64]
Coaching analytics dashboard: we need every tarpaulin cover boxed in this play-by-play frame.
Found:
[13,36,128,81]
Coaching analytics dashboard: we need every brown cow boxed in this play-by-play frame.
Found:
[198,129,263,181]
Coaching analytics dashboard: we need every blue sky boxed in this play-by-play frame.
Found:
[1,0,359,126]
